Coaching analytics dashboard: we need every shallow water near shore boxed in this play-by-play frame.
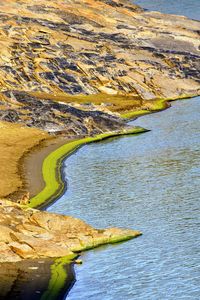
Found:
[48,96,200,300]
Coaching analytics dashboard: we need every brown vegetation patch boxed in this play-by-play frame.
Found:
[0,121,49,198]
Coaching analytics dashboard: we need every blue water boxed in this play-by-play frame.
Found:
[133,0,200,21]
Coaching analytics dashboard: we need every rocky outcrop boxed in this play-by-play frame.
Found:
[0,0,199,98]
[0,90,126,135]
[0,0,199,134]
[0,198,141,262]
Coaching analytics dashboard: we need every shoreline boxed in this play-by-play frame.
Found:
[8,93,199,206]
[34,93,199,299]
[121,94,200,119]
[17,93,198,209]
[0,257,76,300]
[10,136,78,201]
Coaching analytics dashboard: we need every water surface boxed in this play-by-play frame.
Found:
[133,0,200,20]
[48,96,200,300]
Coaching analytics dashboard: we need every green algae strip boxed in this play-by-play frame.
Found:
[29,127,147,208]
[121,99,168,119]
[121,109,150,119]
[121,95,199,120]
[40,255,76,300]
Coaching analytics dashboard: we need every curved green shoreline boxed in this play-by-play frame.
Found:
[29,127,148,208]
[29,94,199,209]
[121,95,198,120]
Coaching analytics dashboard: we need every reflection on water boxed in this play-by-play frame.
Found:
[0,259,74,300]
[48,97,200,300]
[0,260,51,300]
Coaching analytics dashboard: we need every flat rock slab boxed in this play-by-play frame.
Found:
[0,199,141,262]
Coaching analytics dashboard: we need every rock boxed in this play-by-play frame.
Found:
[0,225,15,243]
[30,211,95,234]
[75,259,83,265]
[0,90,126,136]
[10,242,36,259]
[17,192,30,205]
[0,0,199,135]
[0,199,141,262]
[0,242,21,263]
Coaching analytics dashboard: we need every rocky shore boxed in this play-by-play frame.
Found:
[0,198,141,262]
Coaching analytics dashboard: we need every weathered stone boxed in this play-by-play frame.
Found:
[0,242,21,263]
[0,199,141,262]
[10,242,36,259]
[0,0,199,135]
[0,225,15,243]
[30,211,95,234]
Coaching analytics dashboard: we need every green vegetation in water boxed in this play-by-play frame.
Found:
[29,127,147,208]
[40,255,76,300]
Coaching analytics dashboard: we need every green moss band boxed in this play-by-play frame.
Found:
[29,127,148,208]
[121,95,197,119]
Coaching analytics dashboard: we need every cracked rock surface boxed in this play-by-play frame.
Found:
[0,0,199,134]
[0,0,199,98]
[1,90,126,135]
